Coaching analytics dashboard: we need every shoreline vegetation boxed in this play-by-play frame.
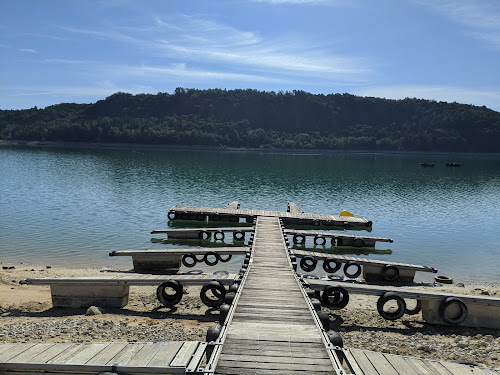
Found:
[1,264,499,368]
[1,89,500,153]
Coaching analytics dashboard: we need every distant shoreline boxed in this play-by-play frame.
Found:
[1,139,499,156]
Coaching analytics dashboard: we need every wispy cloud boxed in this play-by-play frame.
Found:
[0,43,9,48]
[41,58,99,64]
[414,0,500,50]
[20,48,38,53]
[356,85,500,111]
[60,14,372,84]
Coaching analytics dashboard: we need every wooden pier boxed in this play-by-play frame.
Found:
[7,202,500,374]
[208,216,344,374]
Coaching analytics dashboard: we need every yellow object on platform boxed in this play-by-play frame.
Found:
[339,210,354,217]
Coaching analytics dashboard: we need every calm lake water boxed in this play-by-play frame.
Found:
[1,145,499,283]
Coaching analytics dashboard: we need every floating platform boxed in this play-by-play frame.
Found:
[168,205,372,228]
[292,249,437,282]
[303,279,500,329]
[19,273,238,308]
[285,229,393,247]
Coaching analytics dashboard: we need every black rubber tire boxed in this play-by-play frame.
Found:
[224,291,236,304]
[405,299,422,315]
[323,259,342,273]
[198,231,210,240]
[382,265,400,282]
[218,254,232,263]
[344,261,362,278]
[181,253,197,268]
[352,238,364,247]
[214,231,225,241]
[204,251,220,266]
[293,234,305,245]
[206,324,222,342]
[228,284,239,293]
[317,311,330,331]
[219,304,231,324]
[377,292,406,320]
[336,237,343,246]
[327,331,343,348]
[200,281,226,307]
[156,280,183,307]
[233,231,245,241]
[167,211,176,220]
[314,235,326,246]
[439,297,468,325]
[310,298,322,311]
[435,275,453,284]
[300,256,317,272]
[322,286,349,310]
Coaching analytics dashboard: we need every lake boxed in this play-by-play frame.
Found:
[1,144,499,283]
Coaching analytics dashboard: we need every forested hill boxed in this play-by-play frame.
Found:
[1,89,500,152]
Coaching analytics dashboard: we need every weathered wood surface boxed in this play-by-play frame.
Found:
[19,273,238,286]
[292,249,437,272]
[305,279,500,306]
[213,216,337,374]
[344,348,500,375]
[285,229,393,243]
[0,341,206,374]
[170,205,371,226]
[109,247,250,257]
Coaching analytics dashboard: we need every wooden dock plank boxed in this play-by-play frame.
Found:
[3,343,54,363]
[169,341,199,367]
[147,341,184,367]
[105,343,145,365]
[84,342,128,365]
[123,342,162,366]
[0,344,37,362]
[363,350,400,375]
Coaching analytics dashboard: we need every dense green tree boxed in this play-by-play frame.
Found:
[1,89,499,152]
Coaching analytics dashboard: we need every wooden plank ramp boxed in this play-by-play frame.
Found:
[344,348,500,375]
[211,216,340,375]
[0,341,206,374]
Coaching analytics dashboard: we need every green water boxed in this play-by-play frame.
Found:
[1,145,499,283]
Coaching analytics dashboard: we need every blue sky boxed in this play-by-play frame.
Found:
[1,0,499,111]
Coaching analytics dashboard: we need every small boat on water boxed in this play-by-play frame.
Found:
[445,162,462,167]
[420,162,435,167]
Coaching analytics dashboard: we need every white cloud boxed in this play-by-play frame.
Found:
[19,48,38,53]
[355,85,500,111]
[414,0,500,50]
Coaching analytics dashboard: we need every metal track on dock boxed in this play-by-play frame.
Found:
[210,216,341,374]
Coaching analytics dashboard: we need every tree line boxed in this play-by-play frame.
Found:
[1,89,499,152]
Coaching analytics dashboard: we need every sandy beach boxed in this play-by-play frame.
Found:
[1,264,499,369]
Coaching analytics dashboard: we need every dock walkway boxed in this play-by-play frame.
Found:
[211,216,341,374]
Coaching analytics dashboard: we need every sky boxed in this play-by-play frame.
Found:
[1,0,500,112]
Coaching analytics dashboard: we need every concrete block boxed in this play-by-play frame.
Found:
[51,285,129,308]
[132,254,181,274]
[363,264,416,283]
[421,299,500,329]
